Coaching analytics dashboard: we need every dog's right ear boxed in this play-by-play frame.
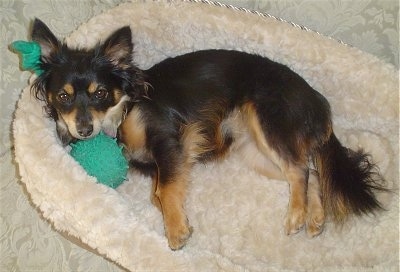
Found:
[99,26,133,69]
[31,18,61,60]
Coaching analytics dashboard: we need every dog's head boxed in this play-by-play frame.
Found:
[31,19,145,145]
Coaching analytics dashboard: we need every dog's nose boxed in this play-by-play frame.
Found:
[77,125,93,137]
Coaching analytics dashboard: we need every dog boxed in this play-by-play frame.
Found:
[31,19,386,250]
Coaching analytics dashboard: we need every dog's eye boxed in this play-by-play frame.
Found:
[57,92,71,103]
[94,88,108,100]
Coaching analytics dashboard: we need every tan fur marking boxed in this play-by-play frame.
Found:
[283,165,308,235]
[120,107,146,152]
[151,178,162,212]
[181,123,210,164]
[181,106,236,164]
[90,110,105,122]
[113,88,123,102]
[315,154,349,222]
[241,102,284,167]
[153,171,192,250]
[60,108,77,126]
[214,120,229,156]
[87,82,98,94]
[59,108,79,137]
[63,84,74,96]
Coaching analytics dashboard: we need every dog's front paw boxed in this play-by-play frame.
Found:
[284,207,306,235]
[166,220,193,250]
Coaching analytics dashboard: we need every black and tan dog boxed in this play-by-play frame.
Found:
[31,19,385,250]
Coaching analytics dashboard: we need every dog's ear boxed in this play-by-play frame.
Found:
[31,18,61,60]
[99,26,133,68]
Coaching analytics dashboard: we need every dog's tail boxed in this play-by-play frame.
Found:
[313,133,386,222]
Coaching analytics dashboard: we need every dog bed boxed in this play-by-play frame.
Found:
[13,1,398,271]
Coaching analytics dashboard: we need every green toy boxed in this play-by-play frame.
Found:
[70,132,129,189]
[10,41,44,75]
[11,40,128,188]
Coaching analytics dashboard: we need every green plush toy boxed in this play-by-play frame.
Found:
[11,40,128,189]
[70,132,129,189]
[10,41,44,75]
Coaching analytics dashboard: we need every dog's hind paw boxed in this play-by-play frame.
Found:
[306,206,325,238]
[284,207,306,235]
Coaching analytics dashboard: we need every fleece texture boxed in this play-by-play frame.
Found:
[13,1,399,271]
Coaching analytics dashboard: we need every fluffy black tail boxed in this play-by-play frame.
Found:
[314,133,386,222]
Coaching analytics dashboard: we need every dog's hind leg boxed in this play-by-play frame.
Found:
[241,102,309,235]
[278,164,325,236]
[306,169,325,237]
[237,139,310,234]
[280,164,308,235]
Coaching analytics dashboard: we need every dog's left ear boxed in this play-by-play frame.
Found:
[31,18,61,61]
[100,26,133,68]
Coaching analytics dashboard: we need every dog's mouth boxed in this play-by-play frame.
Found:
[75,133,96,140]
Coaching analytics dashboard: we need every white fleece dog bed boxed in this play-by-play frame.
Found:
[13,1,399,271]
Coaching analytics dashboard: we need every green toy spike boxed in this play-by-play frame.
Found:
[10,41,43,75]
